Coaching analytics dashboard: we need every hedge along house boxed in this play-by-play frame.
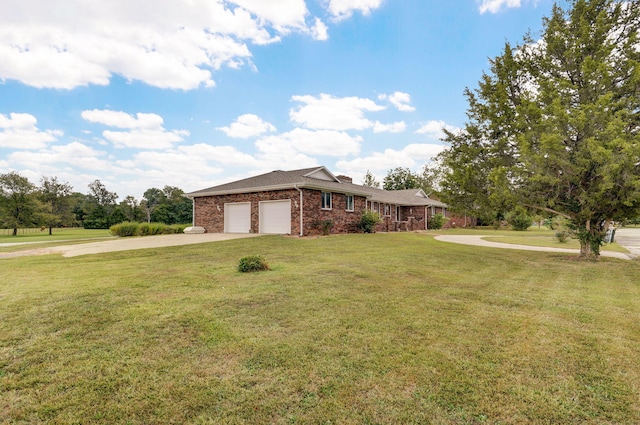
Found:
[184,166,450,236]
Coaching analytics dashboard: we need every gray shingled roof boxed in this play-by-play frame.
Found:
[185,166,447,208]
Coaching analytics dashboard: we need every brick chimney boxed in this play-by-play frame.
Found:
[336,175,352,183]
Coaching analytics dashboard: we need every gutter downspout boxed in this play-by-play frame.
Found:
[425,206,428,230]
[294,185,304,236]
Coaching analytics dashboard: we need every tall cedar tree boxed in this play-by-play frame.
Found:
[440,0,640,258]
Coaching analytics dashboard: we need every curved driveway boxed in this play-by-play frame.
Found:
[0,233,259,258]
[435,227,640,260]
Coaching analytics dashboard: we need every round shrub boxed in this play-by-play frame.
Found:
[428,213,448,230]
[238,255,270,273]
[358,210,382,233]
[507,209,533,231]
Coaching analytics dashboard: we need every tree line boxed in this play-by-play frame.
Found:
[0,171,192,236]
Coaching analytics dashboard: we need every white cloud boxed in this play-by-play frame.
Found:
[378,91,415,112]
[336,143,446,181]
[310,17,329,41]
[217,114,277,138]
[373,121,406,133]
[326,0,385,21]
[256,128,362,158]
[415,120,460,140]
[0,0,331,90]
[290,93,386,131]
[228,0,308,32]
[81,110,189,149]
[6,142,125,179]
[478,0,522,14]
[0,113,62,149]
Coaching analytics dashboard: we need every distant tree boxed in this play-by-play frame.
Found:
[120,196,144,222]
[153,186,192,224]
[362,170,380,188]
[418,163,442,196]
[439,0,640,257]
[383,167,420,191]
[70,192,89,225]
[0,172,38,236]
[84,180,119,229]
[38,176,74,235]
[142,188,164,223]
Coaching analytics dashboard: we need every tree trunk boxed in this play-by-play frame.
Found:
[579,240,592,258]
[12,227,17,236]
[49,226,53,235]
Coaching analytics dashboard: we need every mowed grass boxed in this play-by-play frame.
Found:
[1,233,640,424]
[0,228,113,253]
[436,227,629,253]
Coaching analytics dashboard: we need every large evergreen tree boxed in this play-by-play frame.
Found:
[440,0,640,258]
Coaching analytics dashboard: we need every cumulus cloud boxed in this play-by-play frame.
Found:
[0,113,62,149]
[478,0,522,14]
[378,91,415,112]
[0,0,332,90]
[373,121,406,133]
[415,120,460,140]
[217,114,277,138]
[81,109,189,149]
[326,0,385,21]
[336,143,446,181]
[290,93,386,131]
[256,128,362,158]
[7,142,115,172]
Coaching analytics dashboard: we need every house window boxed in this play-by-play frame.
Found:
[321,192,332,209]
[384,204,391,216]
[345,195,354,211]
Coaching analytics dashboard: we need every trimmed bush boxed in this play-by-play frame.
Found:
[428,213,448,230]
[110,222,140,237]
[312,219,334,236]
[138,222,162,236]
[358,210,382,233]
[238,255,270,272]
[109,222,190,237]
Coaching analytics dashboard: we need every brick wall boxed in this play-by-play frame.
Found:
[193,188,467,235]
[302,190,366,234]
[193,189,302,234]
[193,188,367,235]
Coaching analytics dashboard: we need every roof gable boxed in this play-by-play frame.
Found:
[303,167,340,182]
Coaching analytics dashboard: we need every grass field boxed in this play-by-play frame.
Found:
[442,227,630,253]
[2,232,640,424]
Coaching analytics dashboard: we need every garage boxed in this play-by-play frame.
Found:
[224,202,251,233]
[259,200,292,234]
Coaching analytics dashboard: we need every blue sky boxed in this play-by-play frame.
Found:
[0,0,554,199]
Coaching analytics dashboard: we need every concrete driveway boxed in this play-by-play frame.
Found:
[435,227,640,260]
[0,233,260,258]
[613,227,640,258]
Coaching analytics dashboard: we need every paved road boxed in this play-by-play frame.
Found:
[0,233,260,259]
[613,227,640,258]
[435,228,640,260]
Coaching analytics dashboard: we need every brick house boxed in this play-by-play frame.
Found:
[185,166,455,236]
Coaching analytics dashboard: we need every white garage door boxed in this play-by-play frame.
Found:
[224,202,251,233]
[260,200,291,234]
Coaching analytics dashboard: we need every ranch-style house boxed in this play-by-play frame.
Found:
[185,166,461,236]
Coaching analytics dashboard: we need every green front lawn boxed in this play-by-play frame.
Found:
[2,233,639,424]
[435,227,629,253]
